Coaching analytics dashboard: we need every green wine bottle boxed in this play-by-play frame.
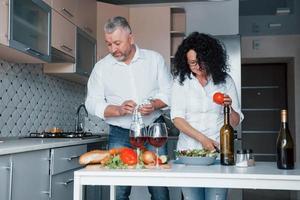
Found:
[276,109,294,169]
[220,105,235,165]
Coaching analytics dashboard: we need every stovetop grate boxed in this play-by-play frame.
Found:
[27,132,98,138]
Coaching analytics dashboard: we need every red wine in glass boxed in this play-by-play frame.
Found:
[148,123,168,168]
[130,136,147,148]
[148,137,167,148]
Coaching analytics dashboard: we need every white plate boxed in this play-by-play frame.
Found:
[176,156,216,165]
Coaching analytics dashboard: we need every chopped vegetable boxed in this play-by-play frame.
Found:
[175,149,218,158]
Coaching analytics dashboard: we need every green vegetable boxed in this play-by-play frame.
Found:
[175,149,218,158]
[105,155,127,169]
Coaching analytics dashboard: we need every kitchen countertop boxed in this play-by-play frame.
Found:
[0,135,108,156]
[74,162,300,200]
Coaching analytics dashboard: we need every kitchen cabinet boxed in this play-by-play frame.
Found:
[76,0,96,38]
[129,6,186,68]
[129,6,170,67]
[51,9,76,57]
[0,155,11,200]
[170,7,186,60]
[50,144,87,200]
[12,150,50,200]
[44,27,96,83]
[51,170,75,200]
[52,0,78,25]
[97,2,129,60]
[0,0,51,63]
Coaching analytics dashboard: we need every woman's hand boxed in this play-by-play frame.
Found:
[223,94,232,106]
[198,136,219,151]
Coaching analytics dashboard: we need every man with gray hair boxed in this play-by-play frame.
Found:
[85,16,171,200]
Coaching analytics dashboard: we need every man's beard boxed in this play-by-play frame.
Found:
[113,54,126,61]
[112,47,132,62]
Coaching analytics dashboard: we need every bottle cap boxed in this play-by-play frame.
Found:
[237,149,246,154]
[245,149,253,154]
[281,109,287,123]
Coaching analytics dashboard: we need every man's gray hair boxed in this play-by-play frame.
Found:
[104,16,132,34]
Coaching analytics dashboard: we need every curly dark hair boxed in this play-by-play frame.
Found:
[172,32,229,85]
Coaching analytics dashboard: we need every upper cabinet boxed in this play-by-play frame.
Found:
[170,7,186,61]
[51,10,76,58]
[76,0,96,38]
[129,6,171,67]
[95,4,186,68]
[52,0,78,25]
[0,0,51,63]
[97,2,129,60]
[44,27,96,83]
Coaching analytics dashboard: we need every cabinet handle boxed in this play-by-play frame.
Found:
[64,155,80,161]
[47,151,54,198]
[83,26,93,33]
[8,160,13,200]
[61,179,74,186]
[60,45,73,52]
[25,47,42,56]
[61,8,74,18]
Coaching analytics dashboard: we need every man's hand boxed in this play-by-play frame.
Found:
[118,100,137,116]
[139,102,155,116]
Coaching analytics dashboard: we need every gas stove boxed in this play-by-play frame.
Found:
[27,132,100,139]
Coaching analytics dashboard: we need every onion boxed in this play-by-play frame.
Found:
[141,151,156,165]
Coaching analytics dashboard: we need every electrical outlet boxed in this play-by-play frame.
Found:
[252,39,260,50]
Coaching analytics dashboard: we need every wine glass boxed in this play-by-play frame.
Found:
[129,107,147,168]
[148,123,168,169]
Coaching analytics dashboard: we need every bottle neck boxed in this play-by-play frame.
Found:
[280,110,288,130]
[224,105,230,125]
[281,121,288,129]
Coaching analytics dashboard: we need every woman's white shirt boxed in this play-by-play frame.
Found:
[170,74,243,151]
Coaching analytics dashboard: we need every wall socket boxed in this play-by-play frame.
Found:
[252,39,260,50]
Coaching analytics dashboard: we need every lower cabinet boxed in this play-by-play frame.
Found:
[0,155,11,200]
[12,150,50,200]
[50,144,87,200]
[52,170,75,200]
[0,142,102,200]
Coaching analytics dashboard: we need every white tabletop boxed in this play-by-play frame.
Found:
[73,162,300,200]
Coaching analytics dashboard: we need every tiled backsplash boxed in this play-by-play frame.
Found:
[0,60,108,137]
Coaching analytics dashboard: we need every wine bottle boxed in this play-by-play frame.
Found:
[276,109,294,169]
[220,105,235,165]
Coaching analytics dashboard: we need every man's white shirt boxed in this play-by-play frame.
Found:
[85,45,172,129]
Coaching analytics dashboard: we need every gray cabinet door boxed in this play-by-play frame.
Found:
[12,150,50,200]
[76,28,96,76]
[51,144,87,175]
[0,155,11,200]
[52,170,74,200]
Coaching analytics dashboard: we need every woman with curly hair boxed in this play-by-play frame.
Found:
[171,32,244,200]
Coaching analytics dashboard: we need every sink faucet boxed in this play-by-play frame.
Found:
[75,104,88,133]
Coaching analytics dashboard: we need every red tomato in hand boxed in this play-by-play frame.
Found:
[120,148,137,165]
[213,92,224,105]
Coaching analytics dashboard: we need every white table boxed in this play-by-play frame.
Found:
[73,162,300,200]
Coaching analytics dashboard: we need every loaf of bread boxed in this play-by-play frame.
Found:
[79,150,110,165]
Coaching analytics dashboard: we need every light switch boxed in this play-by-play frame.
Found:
[252,39,260,50]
